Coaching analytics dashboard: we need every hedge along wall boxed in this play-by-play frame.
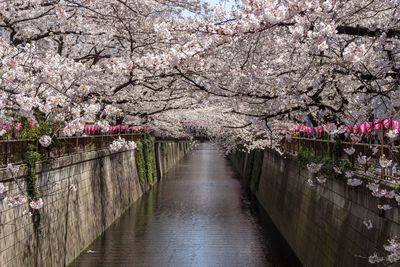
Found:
[135,135,157,191]
[0,139,192,267]
[231,148,400,267]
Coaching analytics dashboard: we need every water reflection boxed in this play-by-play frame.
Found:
[71,143,300,267]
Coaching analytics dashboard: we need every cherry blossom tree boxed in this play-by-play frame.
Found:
[0,0,399,263]
[152,0,399,146]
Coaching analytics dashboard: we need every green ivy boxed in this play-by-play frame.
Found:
[395,183,400,195]
[21,111,58,236]
[297,149,318,169]
[135,134,157,190]
[17,124,41,140]
[135,140,147,190]
[320,158,336,178]
[143,135,156,187]
[25,144,42,234]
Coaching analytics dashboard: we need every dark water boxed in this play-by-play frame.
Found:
[71,143,300,267]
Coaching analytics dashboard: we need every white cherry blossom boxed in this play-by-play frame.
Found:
[109,137,127,152]
[126,141,137,150]
[363,220,373,230]
[368,252,384,264]
[357,154,370,165]
[306,178,315,187]
[378,204,392,210]
[6,163,19,176]
[344,147,355,156]
[345,171,354,178]
[379,155,392,168]
[29,198,44,210]
[0,183,6,194]
[347,178,362,187]
[387,130,399,139]
[384,239,400,263]
[385,191,396,199]
[7,195,27,208]
[39,135,52,148]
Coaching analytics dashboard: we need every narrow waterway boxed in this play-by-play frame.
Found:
[71,143,299,267]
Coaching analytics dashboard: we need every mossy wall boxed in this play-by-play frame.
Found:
[135,137,192,190]
[135,135,157,191]
[154,141,192,180]
[230,149,264,193]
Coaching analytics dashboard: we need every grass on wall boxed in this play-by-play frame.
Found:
[135,140,147,191]
[135,134,157,191]
[143,135,156,187]
[26,144,42,234]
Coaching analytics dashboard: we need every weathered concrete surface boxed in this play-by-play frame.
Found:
[231,149,400,267]
[155,141,192,180]
[0,141,191,267]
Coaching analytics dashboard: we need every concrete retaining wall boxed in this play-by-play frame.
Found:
[0,141,191,267]
[155,141,192,180]
[231,149,400,267]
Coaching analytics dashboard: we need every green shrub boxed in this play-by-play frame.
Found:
[17,112,57,140]
[135,134,157,190]
[297,148,316,168]
[395,183,400,195]
[143,135,156,186]
[25,144,42,234]
[297,147,355,180]
[320,158,336,178]
[338,159,353,172]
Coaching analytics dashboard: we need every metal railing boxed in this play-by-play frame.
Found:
[0,134,142,168]
[282,137,400,181]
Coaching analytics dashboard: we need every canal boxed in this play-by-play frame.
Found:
[71,143,300,267]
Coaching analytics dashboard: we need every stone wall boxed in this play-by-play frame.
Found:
[0,141,191,267]
[231,149,400,267]
[155,141,192,180]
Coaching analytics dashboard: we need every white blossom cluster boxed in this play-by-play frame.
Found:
[369,238,400,264]
[29,198,44,210]
[109,137,137,152]
[343,147,355,156]
[6,194,27,208]
[0,183,7,200]
[357,154,370,165]
[38,135,52,147]
[307,163,323,174]
[63,119,85,137]
[347,178,362,187]
[379,155,392,168]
